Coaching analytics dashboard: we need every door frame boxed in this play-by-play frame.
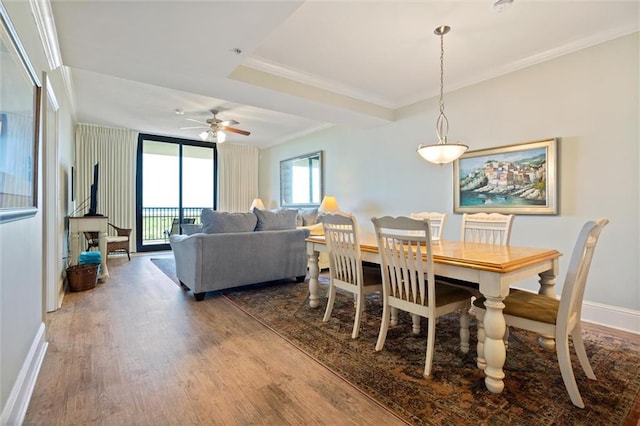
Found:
[135,134,217,252]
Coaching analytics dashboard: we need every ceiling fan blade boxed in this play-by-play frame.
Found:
[180,125,208,130]
[185,117,208,125]
[218,119,239,127]
[223,126,251,136]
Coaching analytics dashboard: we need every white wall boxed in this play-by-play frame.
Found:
[0,1,75,421]
[260,34,639,321]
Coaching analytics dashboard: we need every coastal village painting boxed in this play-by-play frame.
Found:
[453,139,557,214]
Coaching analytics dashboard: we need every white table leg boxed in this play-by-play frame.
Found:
[537,267,558,349]
[308,251,320,308]
[70,231,80,266]
[482,295,507,393]
[98,229,109,280]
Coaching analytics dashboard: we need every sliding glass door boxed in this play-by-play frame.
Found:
[136,134,217,252]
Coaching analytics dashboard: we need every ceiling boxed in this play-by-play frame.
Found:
[49,1,639,148]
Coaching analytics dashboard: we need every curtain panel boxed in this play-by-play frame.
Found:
[217,143,259,212]
[75,124,137,250]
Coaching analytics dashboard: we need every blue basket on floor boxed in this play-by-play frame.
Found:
[79,251,102,275]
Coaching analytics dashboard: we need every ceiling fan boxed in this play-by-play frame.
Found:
[180,109,250,142]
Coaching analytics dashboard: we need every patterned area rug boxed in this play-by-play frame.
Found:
[150,257,180,286]
[150,257,640,425]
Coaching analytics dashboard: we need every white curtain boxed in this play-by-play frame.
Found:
[75,124,137,250]
[217,143,259,212]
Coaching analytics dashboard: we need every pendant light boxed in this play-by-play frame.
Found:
[417,25,468,165]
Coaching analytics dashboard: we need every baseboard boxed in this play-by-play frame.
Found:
[0,323,48,426]
[582,301,640,335]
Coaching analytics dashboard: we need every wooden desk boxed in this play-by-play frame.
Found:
[306,235,561,395]
[69,216,109,280]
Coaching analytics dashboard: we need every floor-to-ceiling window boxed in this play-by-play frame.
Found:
[136,134,217,252]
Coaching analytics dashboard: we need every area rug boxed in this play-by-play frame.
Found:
[150,257,640,425]
[150,257,180,286]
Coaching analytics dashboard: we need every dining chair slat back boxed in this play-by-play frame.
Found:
[321,212,382,339]
[410,212,447,240]
[461,213,514,245]
[372,216,472,377]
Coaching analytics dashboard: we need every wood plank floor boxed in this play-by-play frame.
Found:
[24,253,639,425]
[24,254,407,425]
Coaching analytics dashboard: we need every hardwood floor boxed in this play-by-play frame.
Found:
[24,253,639,425]
[24,254,407,425]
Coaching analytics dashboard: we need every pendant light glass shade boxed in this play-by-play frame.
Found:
[417,142,468,164]
[417,25,468,165]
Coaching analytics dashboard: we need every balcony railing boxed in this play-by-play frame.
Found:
[142,207,203,244]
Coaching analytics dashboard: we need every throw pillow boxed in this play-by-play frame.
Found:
[254,208,298,231]
[298,208,319,226]
[201,209,257,234]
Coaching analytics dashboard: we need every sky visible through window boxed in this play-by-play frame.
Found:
[143,153,213,208]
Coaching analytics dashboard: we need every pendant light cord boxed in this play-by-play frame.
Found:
[435,29,449,145]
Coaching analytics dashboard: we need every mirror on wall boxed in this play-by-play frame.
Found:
[280,151,323,208]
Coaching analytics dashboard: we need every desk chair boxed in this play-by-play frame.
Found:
[84,222,132,261]
[372,216,472,377]
[321,212,383,339]
[474,218,608,408]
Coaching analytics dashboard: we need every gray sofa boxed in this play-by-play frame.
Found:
[170,208,309,301]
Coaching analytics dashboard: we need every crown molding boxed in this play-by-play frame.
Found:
[244,56,396,110]
[29,0,61,70]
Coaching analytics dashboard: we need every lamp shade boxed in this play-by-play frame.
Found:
[318,195,340,213]
[417,142,468,165]
[250,198,265,210]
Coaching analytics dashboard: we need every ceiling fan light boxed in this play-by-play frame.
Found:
[199,130,210,141]
[417,142,468,165]
[216,130,226,143]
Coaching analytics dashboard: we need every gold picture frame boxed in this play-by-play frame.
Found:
[453,138,558,215]
[0,3,41,223]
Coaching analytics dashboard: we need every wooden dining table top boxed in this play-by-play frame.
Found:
[306,235,562,274]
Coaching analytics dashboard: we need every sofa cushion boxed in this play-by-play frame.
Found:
[201,209,257,234]
[254,208,298,231]
[298,208,319,226]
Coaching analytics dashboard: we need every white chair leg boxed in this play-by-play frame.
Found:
[476,308,486,370]
[572,325,596,380]
[459,305,470,354]
[390,306,398,327]
[322,285,336,322]
[557,335,585,408]
[352,293,363,339]
[375,303,390,351]
[411,313,421,335]
[423,314,436,377]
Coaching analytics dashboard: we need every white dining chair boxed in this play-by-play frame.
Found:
[461,212,514,245]
[474,218,609,408]
[409,212,447,240]
[372,216,472,377]
[439,212,515,298]
[320,212,383,339]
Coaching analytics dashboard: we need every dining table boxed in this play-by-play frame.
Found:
[305,234,561,395]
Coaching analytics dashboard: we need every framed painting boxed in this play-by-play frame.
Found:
[453,138,558,215]
[0,3,41,223]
